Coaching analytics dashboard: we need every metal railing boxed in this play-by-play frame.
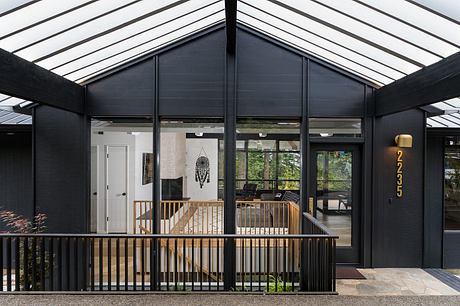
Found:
[302,212,337,292]
[0,231,337,292]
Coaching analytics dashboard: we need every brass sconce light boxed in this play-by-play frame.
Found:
[395,134,413,148]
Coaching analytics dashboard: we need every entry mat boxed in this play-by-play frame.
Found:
[336,267,366,279]
[425,269,460,292]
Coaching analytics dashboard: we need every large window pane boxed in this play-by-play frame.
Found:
[236,119,300,198]
[90,118,153,234]
[309,118,361,137]
[445,137,460,230]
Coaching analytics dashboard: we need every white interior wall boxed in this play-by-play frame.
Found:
[91,131,136,233]
[185,138,218,201]
[134,132,153,201]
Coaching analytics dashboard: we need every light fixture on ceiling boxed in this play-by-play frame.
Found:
[195,132,203,137]
[259,132,267,137]
[320,133,331,137]
[395,134,413,148]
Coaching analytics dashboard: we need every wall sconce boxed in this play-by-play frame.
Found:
[395,134,413,148]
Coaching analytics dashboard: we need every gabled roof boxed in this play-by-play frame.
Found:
[0,0,459,126]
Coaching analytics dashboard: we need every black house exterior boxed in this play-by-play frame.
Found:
[1,23,459,270]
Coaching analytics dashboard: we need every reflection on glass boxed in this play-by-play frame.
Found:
[310,118,361,137]
[445,139,460,230]
[315,150,352,246]
[235,119,300,198]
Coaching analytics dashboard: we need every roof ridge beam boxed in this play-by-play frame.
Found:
[225,0,236,53]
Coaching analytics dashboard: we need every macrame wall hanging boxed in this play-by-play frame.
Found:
[195,147,210,189]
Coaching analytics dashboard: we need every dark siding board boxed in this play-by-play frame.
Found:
[236,30,302,117]
[86,59,154,116]
[373,109,425,267]
[0,132,33,231]
[34,106,87,233]
[444,231,460,268]
[424,136,444,268]
[309,62,365,117]
[158,30,225,117]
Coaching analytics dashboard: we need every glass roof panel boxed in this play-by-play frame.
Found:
[238,12,392,85]
[360,0,460,46]
[279,0,441,66]
[70,11,225,82]
[242,0,420,77]
[0,0,133,54]
[0,97,27,107]
[317,0,458,58]
[0,0,90,38]
[49,1,223,76]
[0,0,33,15]
[426,118,446,128]
[412,0,460,22]
[239,2,405,81]
[9,1,181,62]
[38,0,221,71]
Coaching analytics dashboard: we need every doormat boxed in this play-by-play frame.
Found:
[336,267,366,279]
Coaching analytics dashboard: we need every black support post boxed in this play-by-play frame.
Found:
[300,58,309,291]
[152,56,161,290]
[223,43,237,291]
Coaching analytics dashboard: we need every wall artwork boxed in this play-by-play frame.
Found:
[195,148,210,188]
[142,152,153,185]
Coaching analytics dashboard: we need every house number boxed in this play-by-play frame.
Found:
[396,150,403,197]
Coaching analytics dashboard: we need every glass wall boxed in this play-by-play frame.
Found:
[90,118,153,234]
[233,119,300,200]
[445,136,460,230]
[160,119,224,234]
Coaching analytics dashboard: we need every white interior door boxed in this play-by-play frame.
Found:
[106,145,128,233]
[90,146,98,233]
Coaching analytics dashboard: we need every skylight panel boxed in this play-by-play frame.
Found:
[0,0,90,39]
[360,0,460,47]
[45,1,223,75]
[70,11,225,82]
[38,0,220,71]
[238,13,392,85]
[0,0,132,54]
[317,0,458,58]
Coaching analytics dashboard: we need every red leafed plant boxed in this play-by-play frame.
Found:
[0,210,47,234]
[0,209,50,290]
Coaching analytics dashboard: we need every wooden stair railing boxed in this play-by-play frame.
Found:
[139,225,221,282]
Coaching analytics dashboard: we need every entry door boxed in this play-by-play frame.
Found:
[106,146,128,233]
[310,144,361,264]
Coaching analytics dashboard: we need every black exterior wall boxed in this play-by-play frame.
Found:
[373,109,425,267]
[0,128,33,231]
[424,135,444,267]
[33,106,88,233]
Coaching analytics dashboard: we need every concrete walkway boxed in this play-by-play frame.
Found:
[338,268,460,295]
[0,294,459,306]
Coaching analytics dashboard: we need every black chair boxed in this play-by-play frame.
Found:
[236,183,258,200]
[281,190,300,204]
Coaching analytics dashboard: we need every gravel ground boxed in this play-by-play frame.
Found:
[0,294,459,306]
